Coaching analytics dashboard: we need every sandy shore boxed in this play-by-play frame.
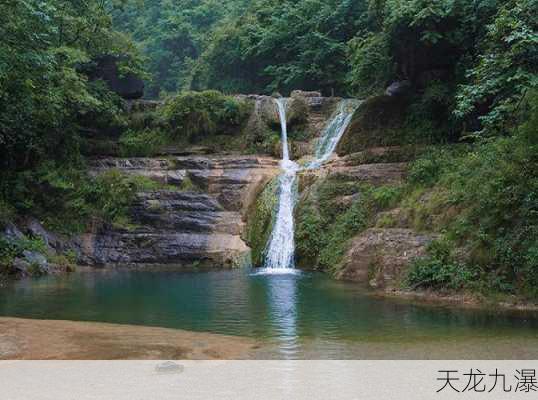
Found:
[0,317,258,360]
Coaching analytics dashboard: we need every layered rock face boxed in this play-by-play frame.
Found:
[336,228,435,288]
[79,156,279,268]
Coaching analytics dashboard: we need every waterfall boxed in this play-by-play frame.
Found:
[307,99,361,169]
[260,97,360,273]
[262,98,299,272]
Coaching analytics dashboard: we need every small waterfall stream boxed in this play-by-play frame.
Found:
[308,99,361,169]
[262,97,360,272]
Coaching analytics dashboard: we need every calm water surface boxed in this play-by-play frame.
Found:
[1,269,538,358]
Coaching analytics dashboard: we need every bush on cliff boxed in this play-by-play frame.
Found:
[405,238,478,291]
[119,129,166,157]
[160,91,251,141]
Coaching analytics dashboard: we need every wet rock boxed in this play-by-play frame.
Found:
[22,250,47,266]
[12,258,31,277]
[337,228,436,288]
[2,223,24,242]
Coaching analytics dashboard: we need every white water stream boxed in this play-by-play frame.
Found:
[261,97,360,273]
[262,98,299,272]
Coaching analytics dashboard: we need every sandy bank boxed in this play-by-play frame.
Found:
[0,317,258,360]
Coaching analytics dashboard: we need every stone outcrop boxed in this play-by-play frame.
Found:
[336,228,436,288]
[80,155,279,268]
[385,80,411,97]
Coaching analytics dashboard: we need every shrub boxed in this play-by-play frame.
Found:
[0,201,15,227]
[160,91,250,141]
[119,129,166,157]
[405,238,478,290]
[399,96,538,297]
[406,256,477,291]
[83,170,139,223]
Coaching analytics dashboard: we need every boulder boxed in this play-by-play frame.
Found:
[336,95,409,155]
[385,80,411,97]
[337,228,436,288]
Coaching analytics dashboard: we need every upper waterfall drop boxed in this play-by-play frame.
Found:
[275,98,290,162]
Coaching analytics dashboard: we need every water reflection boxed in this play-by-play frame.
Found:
[265,274,300,358]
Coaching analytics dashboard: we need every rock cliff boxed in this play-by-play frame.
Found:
[79,155,279,268]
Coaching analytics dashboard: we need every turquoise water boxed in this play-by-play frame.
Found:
[1,269,538,358]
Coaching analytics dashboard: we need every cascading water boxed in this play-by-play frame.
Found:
[307,99,361,169]
[261,97,360,273]
[262,98,299,272]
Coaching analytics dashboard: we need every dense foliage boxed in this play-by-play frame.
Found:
[115,0,537,138]
[402,92,538,296]
[0,0,144,230]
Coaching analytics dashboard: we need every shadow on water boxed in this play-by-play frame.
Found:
[1,268,538,358]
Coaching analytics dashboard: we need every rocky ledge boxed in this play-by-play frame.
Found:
[79,155,279,268]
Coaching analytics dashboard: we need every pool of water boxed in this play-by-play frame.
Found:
[1,269,538,358]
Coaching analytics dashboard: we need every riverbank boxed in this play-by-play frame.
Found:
[374,287,538,312]
[0,317,258,360]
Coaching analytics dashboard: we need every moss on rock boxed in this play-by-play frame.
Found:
[244,177,279,266]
